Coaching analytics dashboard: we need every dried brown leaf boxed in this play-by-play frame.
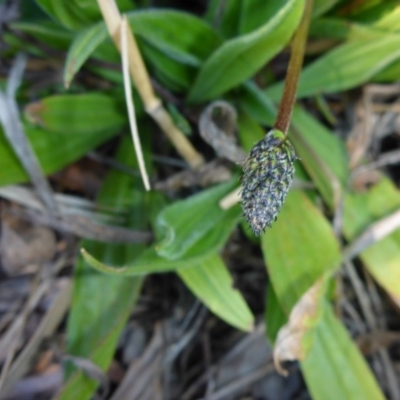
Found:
[273,279,325,376]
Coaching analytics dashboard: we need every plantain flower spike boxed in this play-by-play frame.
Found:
[241,129,297,235]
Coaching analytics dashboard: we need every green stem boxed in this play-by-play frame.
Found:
[274,0,313,136]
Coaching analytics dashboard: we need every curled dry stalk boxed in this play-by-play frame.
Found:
[221,0,313,235]
[97,0,205,170]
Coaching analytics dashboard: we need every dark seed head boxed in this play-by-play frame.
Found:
[241,129,296,235]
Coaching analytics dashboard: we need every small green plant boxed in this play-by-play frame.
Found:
[2,1,400,399]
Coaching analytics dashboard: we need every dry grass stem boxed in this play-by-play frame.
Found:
[343,208,400,262]
[121,16,150,191]
[219,187,241,210]
[97,0,205,169]
[0,54,58,216]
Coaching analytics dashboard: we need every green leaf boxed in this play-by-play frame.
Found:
[239,2,288,35]
[155,180,239,260]
[35,0,99,30]
[373,57,400,82]
[290,107,348,207]
[237,81,277,126]
[302,302,385,400]
[10,20,73,50]
[261,190,341,312]
[0,125,115,187]
[64,22,109,87]
[351,1,400,32]
[261,191,383,399]
[309,18,383,41]
[266,33,400,100]
[187,0,304,102]
[24,92,128,135]
[312,0,341,17]
[58,135,148,400]
[343,179,400,297]
[205,0,242,39]
[139,43,194,91]
[237,110,266,152]
[62,10,221,91]
[128,10,222,66]
[82,182,242,276]
[289,106,400,301]
[178,254,254,331]
[265,282,287,344]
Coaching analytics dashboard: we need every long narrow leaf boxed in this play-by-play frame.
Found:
[58,135,150,400]
[178,254,254,331]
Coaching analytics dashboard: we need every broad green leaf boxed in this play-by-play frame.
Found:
[309,18,384,41]
[0,125,115,187]
[35,0,99,30]
[261,191,383,399]
[237,81,276,126]
[128,10,221,66]
[302,302,384,400]
[312,0,341,17]
[237,110,266,152]
[239,2,287,35]
[178,254,254,331]
[205,0,242,39]
[265,282,287,344]
[24,92,128,135]
[266,33,400,100]
[373,58,400,82]
[261,190,341,312]
[351,1,400,32]
[10,21,73,50]
[64,22,109,87]
[63,10,221,91]
[289,106,400,300]
[59,135,148,400]
[82,182,242,276]
[140,43,194,91]
[187,0,304,102]
[35,0,133,30]
[343,179,400,296]
[290,107,348,207]
[155,180,239,260]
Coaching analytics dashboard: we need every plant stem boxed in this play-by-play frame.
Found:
[274,0,313,136]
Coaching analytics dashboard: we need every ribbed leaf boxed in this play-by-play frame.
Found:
[24,92,127,135]
[302,302,384,400]
[187,0,304,102]
[58,135,149,400]
[261,190,383,399]
[82,181,242,275]
[266,33,400,100]
[64,22,109,87]
[178,254,254,331]
[155,180,239,260]
[262,190,340,311]
[0,125,115,187]
[128,10,221,65]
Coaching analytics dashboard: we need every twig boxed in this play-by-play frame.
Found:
[219,187,241,210]
[9,207,153,243]
[343,208,400,262]
[96,0,205,169]
[202,363,275,400]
